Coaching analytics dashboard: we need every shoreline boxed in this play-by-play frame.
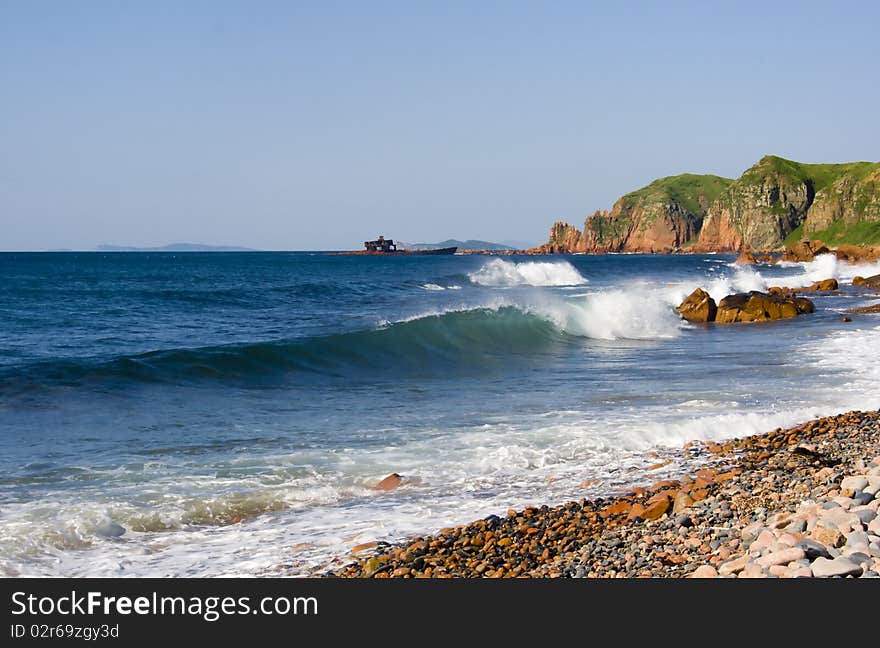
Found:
[324,408,880,578]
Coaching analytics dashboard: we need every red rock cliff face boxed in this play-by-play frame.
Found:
[582,201,701,253]
[529,221,586,254]
[690,207,744,252]
[530,200,702,254]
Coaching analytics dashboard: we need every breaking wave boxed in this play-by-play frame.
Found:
[468,258,588,287]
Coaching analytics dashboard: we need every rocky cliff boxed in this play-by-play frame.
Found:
[531,174,731,254]
[533,156,880,254]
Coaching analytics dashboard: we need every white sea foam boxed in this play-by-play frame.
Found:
[531,288,683,341]
[468,258,588,287]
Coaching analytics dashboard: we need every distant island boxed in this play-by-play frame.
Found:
[404,239,519,252]
[531,155,880,254]
[96,243,257,252]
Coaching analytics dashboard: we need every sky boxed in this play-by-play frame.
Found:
[1,1,879,251]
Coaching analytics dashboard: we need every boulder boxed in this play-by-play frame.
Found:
[676,288,717,323]
[715,291,815,324]
[641,497,670,520]
[781,240,830,262]
[735,249,757,265]
[690,565,719,578]
[810,556,863,578]
[374,473,404,491]
[853,274,880,288]
[832,245,880,263]
[767,286,798,297]
[804,278,839,292]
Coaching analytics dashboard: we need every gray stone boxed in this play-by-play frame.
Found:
[784,519,807,534]
[840,476,869,496]
[95,520,126,538]
[810,556,864,578]
[852,508,877,525]
[844,551,872,566]
[798,538,831,560]
[673,514,694,528]
[845,530,870,550]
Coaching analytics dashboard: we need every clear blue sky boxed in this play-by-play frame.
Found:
[2,1,878,250]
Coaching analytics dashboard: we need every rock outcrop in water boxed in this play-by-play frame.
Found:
[853,274,880,288]
[715,292,814,324]
[780,239,830,262]
[676,288,717,323]
[532,156,880,254]
[675,290,815,324]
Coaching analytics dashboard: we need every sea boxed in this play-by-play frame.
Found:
[1,251,879,577]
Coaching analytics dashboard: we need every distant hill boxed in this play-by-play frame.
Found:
[406,239,518,251]
[96,243,257,252]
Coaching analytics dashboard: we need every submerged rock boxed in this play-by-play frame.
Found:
[95,520,126,538]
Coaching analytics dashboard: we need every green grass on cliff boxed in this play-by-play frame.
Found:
[620,173,733,216]
[743,155,880,193]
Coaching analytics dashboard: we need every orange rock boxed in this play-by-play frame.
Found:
[642,497,670,520]
[649,479,679,492]
[648,489,677,505]
[601,501,631,517]
[351,541,379,554]
[690,488,709,502]
[853,274,880,288]
[735,250,757,265]
[673,492,694,514]
[676,288,717,323]
[811,527,845,548]
[804,278,838,292]
[647,460,671,471]
[374,473,403,491]
[627,503,646,520]
[714,470,741,484]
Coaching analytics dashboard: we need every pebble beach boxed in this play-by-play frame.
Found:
[330,409,880,578]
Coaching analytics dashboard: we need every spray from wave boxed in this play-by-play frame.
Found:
[468,258,588,287]
[533,288,683,341]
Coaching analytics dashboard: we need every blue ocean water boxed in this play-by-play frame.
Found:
[1,251,878,576]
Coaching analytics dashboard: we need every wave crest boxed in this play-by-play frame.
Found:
[468,259,588,287]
